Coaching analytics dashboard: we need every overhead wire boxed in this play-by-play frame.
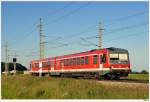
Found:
[82,21,148,40]
[50,10,148,48]
[78,31,148,47]
[43,2,74,19]
[56,10,148,42]
[44,2,91,26]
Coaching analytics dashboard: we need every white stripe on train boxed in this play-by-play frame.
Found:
[30,67,130,73]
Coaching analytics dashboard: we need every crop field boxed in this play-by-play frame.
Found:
[1,74,149,99]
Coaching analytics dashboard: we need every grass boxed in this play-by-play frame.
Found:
[127,74,149,80]
[1,74,149,99]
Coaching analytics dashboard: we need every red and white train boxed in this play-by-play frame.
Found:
[30,47,131,79]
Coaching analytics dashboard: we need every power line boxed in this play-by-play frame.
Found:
[12,19,39,45]
[103,10,148,27]
[47,20,148,52]
[44,2,91,26]
[64,10,148,39]
[103,31,148,44]
[105,22,148,34]
[80,37,98,47]
[52,10,148,47]
[83,21,148,40]
[46,37,62,44]
[79,31,148,47]
[44,2,74,19]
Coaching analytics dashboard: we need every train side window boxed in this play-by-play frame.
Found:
[42,62,47,67]
[35,63,39,68]
[65,59,68,66]
[85,56,89,64]
[81,57,84,64]
[74,58,77,65]
[60,60,64,66]
[51,61,54,67]
[72,58,75,65]
[66,59,69,66]
[64,59,67,66]
[77,57,80,65]
[93,55,98,64]
[47,61,50,67]
[69,58,72,65]
[72,58,76,65]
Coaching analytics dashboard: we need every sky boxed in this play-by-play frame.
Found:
[1,1,149,72]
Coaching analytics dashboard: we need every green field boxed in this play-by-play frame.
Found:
[1,74,149,99]
[127,74,149,80]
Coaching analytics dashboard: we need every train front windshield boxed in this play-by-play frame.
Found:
[108,48,129,64]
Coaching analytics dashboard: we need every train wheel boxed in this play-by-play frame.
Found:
[104,73,111,80]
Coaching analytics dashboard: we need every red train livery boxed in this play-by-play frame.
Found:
[30,47,131,79]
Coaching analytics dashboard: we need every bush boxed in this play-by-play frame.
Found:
[140,70,149,74]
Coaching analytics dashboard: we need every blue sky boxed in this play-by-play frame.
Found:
[1,1,149,71]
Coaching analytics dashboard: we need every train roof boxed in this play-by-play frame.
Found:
[108,47,128,53]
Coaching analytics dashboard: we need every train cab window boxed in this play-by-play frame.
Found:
[77,57,80,65]
[85,56,89,64]
[81,57,84,64]
[93,55,98,64]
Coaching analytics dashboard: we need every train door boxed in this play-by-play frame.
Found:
[39,62,42,73]
[100,54,106,68]
[60,60,64,70]
[51,61,54,71]
[100,54,103,69]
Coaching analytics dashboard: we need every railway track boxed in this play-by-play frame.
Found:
[51,75,149,84]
